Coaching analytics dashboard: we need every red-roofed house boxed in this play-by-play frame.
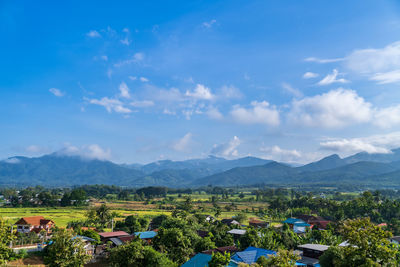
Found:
[14,216,55,234]
[98,231,130,241]
[296,215,331,230]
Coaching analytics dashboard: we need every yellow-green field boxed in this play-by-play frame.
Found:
[0,198,268,227]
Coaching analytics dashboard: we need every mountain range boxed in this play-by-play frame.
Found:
[1,149,400,187]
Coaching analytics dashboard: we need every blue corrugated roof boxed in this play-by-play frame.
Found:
[294,222,311,227]
[282,218,305,224]
[134,231,157,239]
[230,247,276,264]
[181,253,212,267]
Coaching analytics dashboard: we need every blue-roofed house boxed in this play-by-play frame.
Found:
[230,246,276,265]
[181,253,212,267]
[282,218,311,233]
[134,231,158,244]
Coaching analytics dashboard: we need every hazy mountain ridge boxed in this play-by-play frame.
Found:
[2,149,400,187]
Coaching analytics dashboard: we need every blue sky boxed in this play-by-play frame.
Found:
[2,0,400,164]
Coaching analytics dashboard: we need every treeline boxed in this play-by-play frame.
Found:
[0,186,87,207]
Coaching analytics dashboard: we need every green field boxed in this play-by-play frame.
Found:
[0,200,266,227]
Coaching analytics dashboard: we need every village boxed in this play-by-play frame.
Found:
[3,188,400,267]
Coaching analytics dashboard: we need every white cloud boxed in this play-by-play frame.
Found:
[152,87,184,103]
[231,101,280,126]
[163,109,176,115]
[130,100,154,108]
[140,77,149,82]
[218,85,242,99]
[373,105,400,128]
[320,138,391,155]
[88,97,132,114]
[211,136,240,157]
[370,70,400,84]
[119,82,130,99]
[57,144,112,160]
[288,89,372,128]
[120,38,131,46]
[260,145,302,163]
[129,76,137,81]
[172,133,193,152]
[346,41,400,74]
[186,84,215,100]
[134,53,144,61]
[317,69,349,85]
[3,157,20,164]
[114,52,145,67]
[202,19,217,28]
[49,88,65,97]
[86,30,101,38]
[320,132,400,155]
[342,41,400,84]
[282,82,303,98]
[304,57,345,63]
[303,72,319,79]
[206,106,223,120]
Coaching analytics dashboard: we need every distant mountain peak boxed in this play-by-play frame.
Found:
[298,154,345,172]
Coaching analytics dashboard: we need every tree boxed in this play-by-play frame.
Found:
[150,214,169,229]
[0,218,16,264]
[262,249,300,267]
[235,212,247,224]
[86,204,112,229]
[44,228,90,267]
[239,228,261,250]
[195,234,216,252]
[152,227,193,265]
[80,229,100,244]
[209,252,231,267]
[108,237,176,267]
[319,218,399,266]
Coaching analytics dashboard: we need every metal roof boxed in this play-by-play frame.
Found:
[298,244,330,251]
[230,246,276,264]
[227,229,246,235]
[283,218,305,224]
[109,238,124,246]
[181,253,212,267]
[134,231,157,239]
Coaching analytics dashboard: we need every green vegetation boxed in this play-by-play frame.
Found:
[43,228,91,267]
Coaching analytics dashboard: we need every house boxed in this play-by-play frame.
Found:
[282,218,311,233]
[297,244,329,266]
[107,235,136,247]
[14,216,55,234]
[249,219,269,228]
[134,231,157,243]
[227,229,246,240]
[230,246,276,265]
[296,215,331,230]
[202,246,239,255]
[72,235,96,255]
[98,231,130,242]
[221,219,240,226]
[181,253,212,267]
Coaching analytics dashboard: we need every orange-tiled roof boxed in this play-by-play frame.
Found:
[15,216,54,226]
